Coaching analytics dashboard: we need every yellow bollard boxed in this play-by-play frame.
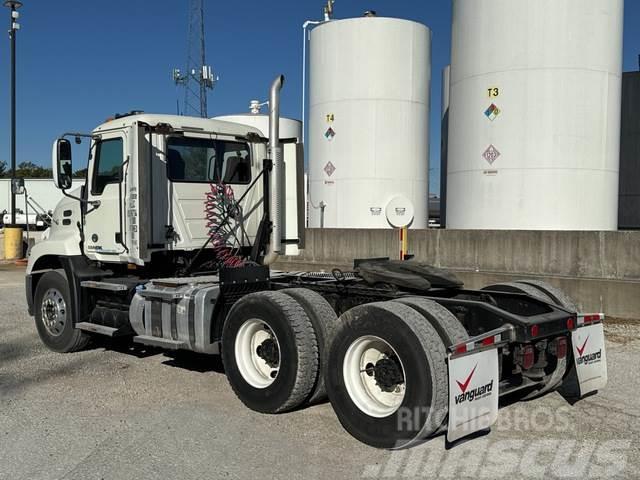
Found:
[4,226,24,260]
[399,226,408,260]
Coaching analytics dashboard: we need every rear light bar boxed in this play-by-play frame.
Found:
[577,313,605,327]
[449,325,515,358]
[455,334,501,354]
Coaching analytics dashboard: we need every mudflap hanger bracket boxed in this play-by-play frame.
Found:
[448,325,515,359]
[446,325,514,443]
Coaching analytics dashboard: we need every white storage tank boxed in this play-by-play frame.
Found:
[447,0,624,230]
[307,16,431,229]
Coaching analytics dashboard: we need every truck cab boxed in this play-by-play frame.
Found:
[31,114,292,266]
[27,109,302,279]
[26,73,303,324]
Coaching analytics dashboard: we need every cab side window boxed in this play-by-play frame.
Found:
[92,138,124,195]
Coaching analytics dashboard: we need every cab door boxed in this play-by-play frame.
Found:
[84,130,128,259]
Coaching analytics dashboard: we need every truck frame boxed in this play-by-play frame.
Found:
[26,76,607,449]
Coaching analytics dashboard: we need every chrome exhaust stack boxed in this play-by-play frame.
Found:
[263,75,284,265]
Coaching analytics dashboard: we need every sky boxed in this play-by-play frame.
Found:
[0,0,637,195]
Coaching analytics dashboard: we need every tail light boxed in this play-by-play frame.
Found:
[567,317,575,330]
[556,337,568,359]
[518,345,535,370]
[549,337,568,359]
[530,324,540,337]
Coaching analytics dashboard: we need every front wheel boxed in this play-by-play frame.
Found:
[34,270,90,353]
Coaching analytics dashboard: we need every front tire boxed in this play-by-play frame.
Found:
[326,302,448,449]
[34,270,90,353]
[222,291,319,414]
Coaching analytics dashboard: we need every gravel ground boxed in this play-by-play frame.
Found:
[0,263,638,479]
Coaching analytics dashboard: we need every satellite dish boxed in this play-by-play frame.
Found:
[385,195,414,228]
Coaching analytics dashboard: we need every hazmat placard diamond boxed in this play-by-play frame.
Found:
[324,161,336,177]
[484,103,501,121]
[482,145,501,165]
[324,127,336,141]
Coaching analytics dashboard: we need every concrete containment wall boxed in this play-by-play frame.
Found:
[276,229,640,320]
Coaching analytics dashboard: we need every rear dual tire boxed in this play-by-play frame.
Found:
[325,302,449,449]
[222,291,319,414]
[280,288,339,404]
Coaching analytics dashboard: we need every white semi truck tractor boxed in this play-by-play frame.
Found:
[26,76,608,448]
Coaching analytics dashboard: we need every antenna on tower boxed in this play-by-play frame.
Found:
[172,0,218,118]
[323,0,335,21]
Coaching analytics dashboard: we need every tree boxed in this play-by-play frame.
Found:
[0,160,6,177]
[15,161,52,178]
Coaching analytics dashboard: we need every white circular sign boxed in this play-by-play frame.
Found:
[385,195,415,228]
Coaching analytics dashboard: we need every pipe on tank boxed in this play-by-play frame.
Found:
[263,75,285,265]
[302,20,324,144]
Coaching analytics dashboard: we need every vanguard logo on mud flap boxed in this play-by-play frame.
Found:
[575,336,602,366]
[454,364,494,405]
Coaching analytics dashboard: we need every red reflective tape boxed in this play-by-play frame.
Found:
[583,314,601,324]
[455,344,467,354]
[481,336,495,346]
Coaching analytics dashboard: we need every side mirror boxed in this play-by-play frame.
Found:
[52,138,73,190]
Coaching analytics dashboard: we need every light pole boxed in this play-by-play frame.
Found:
[4,0,21,226]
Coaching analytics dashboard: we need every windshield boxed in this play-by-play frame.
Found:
[166,136,251,184]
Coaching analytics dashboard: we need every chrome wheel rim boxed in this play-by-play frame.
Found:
[40,288,67,337]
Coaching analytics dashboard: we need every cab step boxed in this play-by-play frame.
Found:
[133,335,186,350]
[80,280,129,292]
[75,322,126,337]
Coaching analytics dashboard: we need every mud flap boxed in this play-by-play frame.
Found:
[447,347,500,443]
[572,321,607,396]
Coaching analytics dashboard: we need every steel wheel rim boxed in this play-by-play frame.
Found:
[235,319,281,388]
[40,288,67,337]
[343,335,407,418]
